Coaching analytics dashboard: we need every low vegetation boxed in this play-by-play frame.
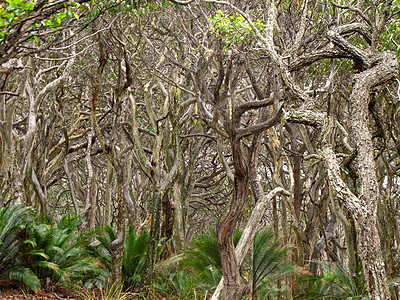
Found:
[1,205,399,299]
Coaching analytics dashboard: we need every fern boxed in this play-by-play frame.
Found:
[87,225,150,289]
[156,270,197,300]
[0,205,32,270]
[322,262,366,298]
[86,225,115,273]
[4,266,40,293]
[252,227,294,298]
[0,205,40,292]
[181,228,241,290]
[294,262,367,299]
[123,226,149,287]
[24,214,105,287]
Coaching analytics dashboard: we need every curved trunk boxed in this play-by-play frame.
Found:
[346,52,398,299]
[217,138,248,300]
[217,175,248,300]
[286,52,398,299]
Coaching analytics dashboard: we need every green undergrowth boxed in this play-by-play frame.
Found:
[1,205,399,299]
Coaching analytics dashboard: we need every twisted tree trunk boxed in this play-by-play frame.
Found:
[346,52,398,299]
[285,52,398,299]
[217,138,248,300]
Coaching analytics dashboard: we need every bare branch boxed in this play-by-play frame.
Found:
[235,105,283,139]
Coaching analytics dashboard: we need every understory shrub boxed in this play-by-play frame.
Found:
[0,205,107,291]
[24,214,107,288]
[178,226,293,298]
[87,224,150,289]
[0,205,40,292]
[294,262,367,299]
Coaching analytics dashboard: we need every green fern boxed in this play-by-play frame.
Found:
[322,262,366,298]
[156,270,197,300]
[87,225,150,289]
[294,262,367,299]
[0,205,40,292]
[86,225,115,273]
[24,215,105,287]
[4,266,40,293]
[181,228,241,289]
[294,273,326,300]
[252,227,294,298]
[123,226,149,287]
[0,205,32,270]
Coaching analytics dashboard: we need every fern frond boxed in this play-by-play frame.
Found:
[5,266,40,292]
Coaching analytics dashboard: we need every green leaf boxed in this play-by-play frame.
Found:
[34,261,60,273]
[21,2,34,10]
[22,249,49,259]
[5,267,40,292]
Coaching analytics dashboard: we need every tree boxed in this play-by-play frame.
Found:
[162,0,398,298]
[1,0,400,298]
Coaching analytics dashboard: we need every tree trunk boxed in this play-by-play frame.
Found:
[354,216,389,298]
[218,177,247,300]
[88,169,98,231]
[287,51,398,300]
[64,159,80,216]
[110,169,126,287]
[320,123,391,299]
[142,191,163,287]
[211,187,289,300]
[217,138,248,300]
[104,161,113,226]
[346,52,397,299]
[172,181,185,254]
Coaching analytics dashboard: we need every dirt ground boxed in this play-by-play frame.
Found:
[0,279,169,300]
[0,279,81,299]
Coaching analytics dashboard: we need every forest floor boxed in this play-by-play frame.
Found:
[0,279,168,300]
[0,279,80,299]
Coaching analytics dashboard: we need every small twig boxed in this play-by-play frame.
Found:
[168,0,196,4]
[0,91,19,96]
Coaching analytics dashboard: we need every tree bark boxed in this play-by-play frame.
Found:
[104,161,113,226]
[346,51,398,299]
[217,138,248,300]
[211,186,290,300]
[172,181,184,254]
[110,169,126,287]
